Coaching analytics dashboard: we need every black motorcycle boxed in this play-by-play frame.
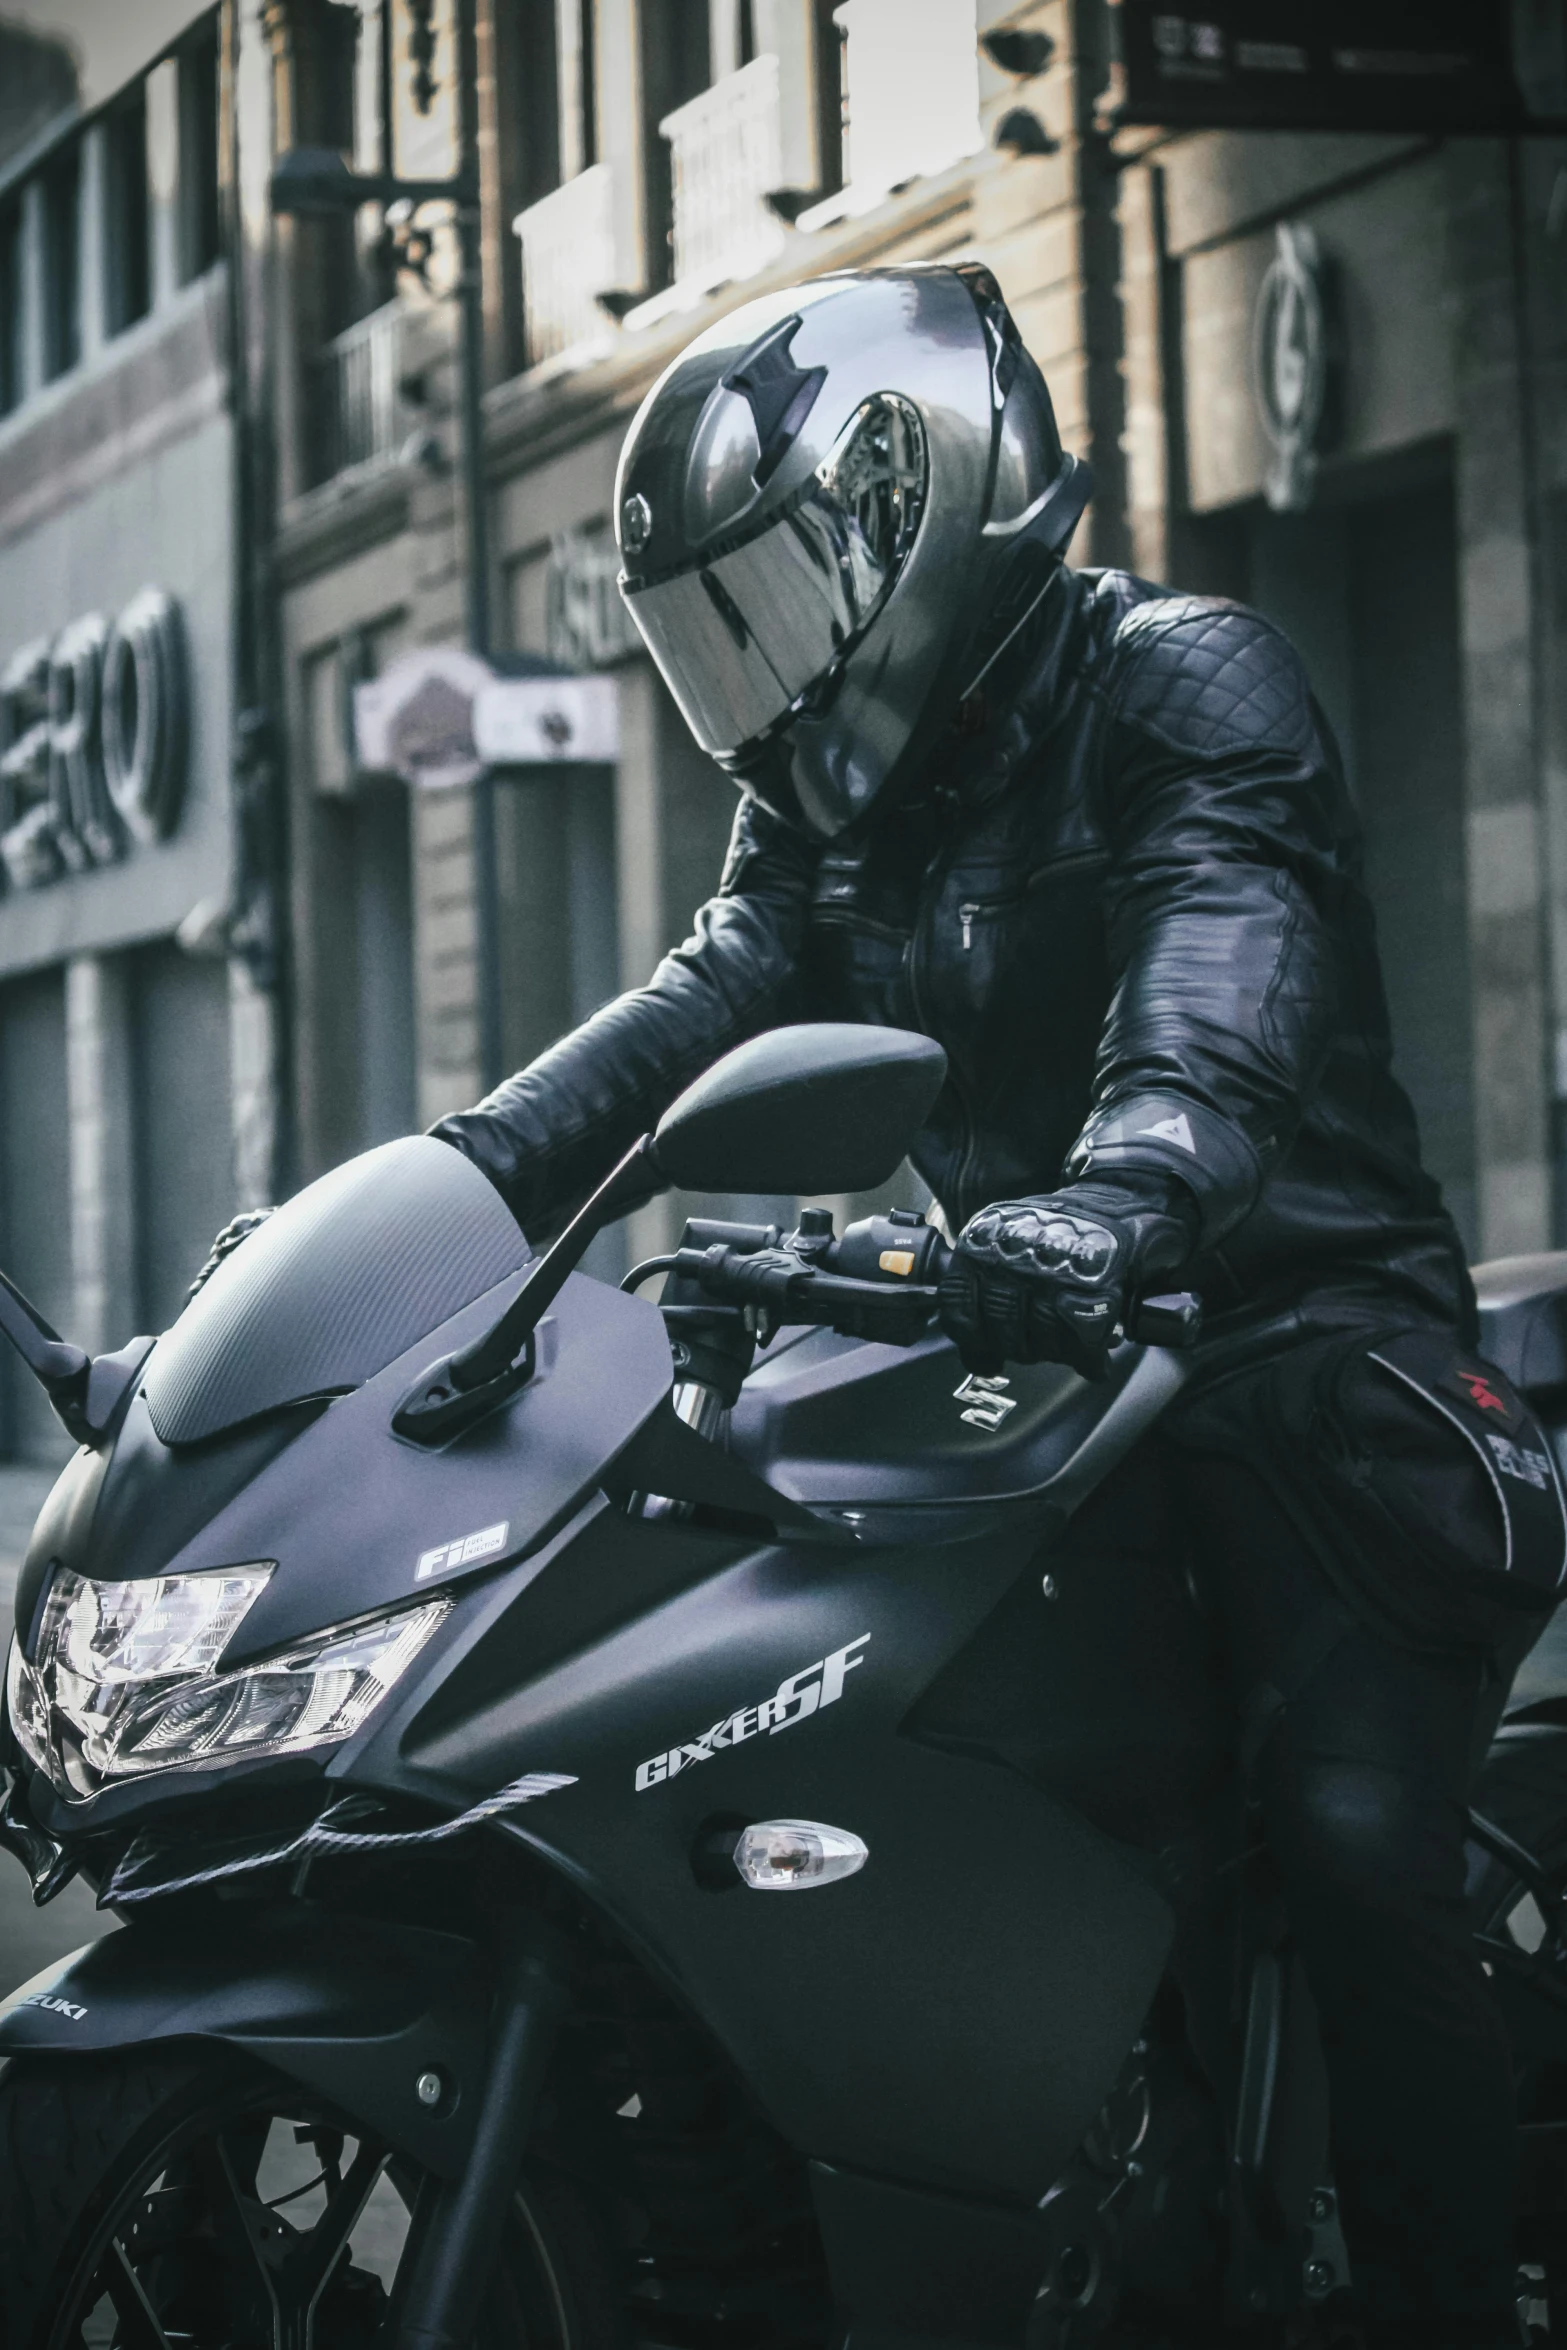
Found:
[2,1021,1566,2349]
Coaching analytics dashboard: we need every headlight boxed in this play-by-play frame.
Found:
[6,1565,450,1800]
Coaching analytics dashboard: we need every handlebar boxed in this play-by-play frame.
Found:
[665,1211,1202,1354]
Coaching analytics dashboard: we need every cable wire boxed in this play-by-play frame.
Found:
[621,1255,678,1294]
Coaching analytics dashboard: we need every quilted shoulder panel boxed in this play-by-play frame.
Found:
[1108,595,1319,761]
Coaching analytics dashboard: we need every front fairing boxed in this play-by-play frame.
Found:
[12,1265,673,1835]
[6,1291,1195,2207]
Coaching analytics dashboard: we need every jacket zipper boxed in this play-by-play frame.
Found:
[917,848,1110,1203]
[956,877,1042,951]
[909,839,979,1214]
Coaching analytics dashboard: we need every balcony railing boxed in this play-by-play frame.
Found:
[314,300,406,480]
[515,162,617,368]
[660,54,786,298]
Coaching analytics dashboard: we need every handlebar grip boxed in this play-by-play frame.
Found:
[1128,1291,1203,1348]
[673,1237,1202,1354]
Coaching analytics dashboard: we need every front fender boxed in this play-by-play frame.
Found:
[0,1905,489,2176]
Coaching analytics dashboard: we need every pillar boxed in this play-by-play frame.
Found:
[1445,141,1553,1259]
[65,955,137,1355]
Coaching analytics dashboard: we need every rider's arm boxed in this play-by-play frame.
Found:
[432,793,817,1235]
[1061,601,1345,1247]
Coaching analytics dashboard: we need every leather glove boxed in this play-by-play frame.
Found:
[938,1177,1196,1381]
[188,1208,275,1299]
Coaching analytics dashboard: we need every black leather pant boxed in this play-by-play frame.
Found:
[907,1422,1520,2339]
[1170,1442,1518,2342]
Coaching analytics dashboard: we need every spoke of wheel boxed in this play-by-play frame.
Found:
[285,2139,390,2337]
[102,2239,178,2350]
[203,2134,282,2342]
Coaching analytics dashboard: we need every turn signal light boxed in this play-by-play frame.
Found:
[733,1819,868,1890]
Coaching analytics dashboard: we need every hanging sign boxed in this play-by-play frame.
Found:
[354,649,619,788]
[353,647,493,791]
[1115,3,1538,135]
[473,675,619,766]
[1253,221,1332,512]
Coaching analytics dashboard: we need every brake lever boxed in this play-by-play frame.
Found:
[671,1244,941,1347]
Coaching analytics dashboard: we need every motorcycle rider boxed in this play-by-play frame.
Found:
[237,267,1547,2340]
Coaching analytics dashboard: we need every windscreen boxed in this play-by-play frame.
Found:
[142,1138,531,1446]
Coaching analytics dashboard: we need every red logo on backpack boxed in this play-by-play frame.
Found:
[1458,1370,1509,1416]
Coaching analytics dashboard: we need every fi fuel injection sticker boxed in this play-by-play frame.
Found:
[635,1635,870,1792]
[416,1520,509,1582]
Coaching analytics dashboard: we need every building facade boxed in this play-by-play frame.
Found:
[0,10,248,1463]
[4,1,1565,1458]
[270,0,1567,1293]
[1116,110,1567,1271]
[269,0,1123,1277]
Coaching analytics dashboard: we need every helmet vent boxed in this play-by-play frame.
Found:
[722,317,827,487]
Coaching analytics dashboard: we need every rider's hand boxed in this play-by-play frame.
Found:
[937,1178,1196,1380]
[188,1208,276,1299]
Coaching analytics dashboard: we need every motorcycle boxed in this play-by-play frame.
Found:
[0,1019,1565,2349]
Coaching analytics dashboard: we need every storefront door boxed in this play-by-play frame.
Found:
[1234,469,1476,1251]
[0,972,71,1463]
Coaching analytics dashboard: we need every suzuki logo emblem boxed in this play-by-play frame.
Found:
[954,1373,1017,1431]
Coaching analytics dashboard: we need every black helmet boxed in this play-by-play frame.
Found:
[614,264,1091,840]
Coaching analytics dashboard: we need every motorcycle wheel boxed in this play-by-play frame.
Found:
[0,2046,626,2350]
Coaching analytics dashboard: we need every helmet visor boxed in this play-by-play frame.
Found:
[621,394,927,757]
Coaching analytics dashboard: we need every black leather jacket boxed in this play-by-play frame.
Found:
[436,567,1473,1365]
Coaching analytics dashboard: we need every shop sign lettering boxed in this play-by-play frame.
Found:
[0,587,188,893]
[546,527,642,671]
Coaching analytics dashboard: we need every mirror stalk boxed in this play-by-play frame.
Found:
[393,1136,663,1444]
[456,1136,660,1387]
[392,1024,948,1447]
[0,1269,92,1444]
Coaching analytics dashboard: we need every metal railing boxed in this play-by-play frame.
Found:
[660,54,785,297]
[314,300,406,480]
[515,162,617,367]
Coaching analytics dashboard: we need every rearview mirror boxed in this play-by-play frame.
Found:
[394,1025,949,1442]
[652,1024,948,1197]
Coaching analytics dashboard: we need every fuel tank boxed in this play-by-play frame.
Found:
[728,1321,1188,1533]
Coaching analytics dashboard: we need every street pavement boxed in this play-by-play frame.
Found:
[0,1462,114,1997]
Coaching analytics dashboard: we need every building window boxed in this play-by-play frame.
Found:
[104,87,152,335]
[290,0,365,488]
[506,0,604,372]
[814,0,845,196]
[40,143,80,381]
[178,16,222,283]
[508,0,599,196]
[563,0,597,177]
[831,0,980,209]
[0,203,21,418]
[711,0,756,74]
[513,0,563,209]
[640,0,711,289]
